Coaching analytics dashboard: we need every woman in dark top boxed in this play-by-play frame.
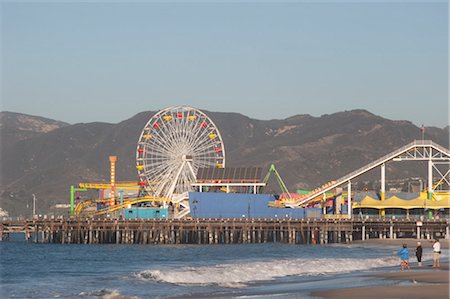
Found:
[416,241,423,267]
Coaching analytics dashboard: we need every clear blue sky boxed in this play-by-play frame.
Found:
[1,1,448,127]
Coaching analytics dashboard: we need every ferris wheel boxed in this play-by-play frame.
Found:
[136,106,225,199]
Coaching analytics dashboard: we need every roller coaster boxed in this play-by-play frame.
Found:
[269,140,450,217]
[74,195,172,216]
[73,179,175,216]
[73,106,223,217]
[70,106,449,219]
[73,139,449,218]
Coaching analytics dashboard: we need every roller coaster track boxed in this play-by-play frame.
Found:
[74,198,110,215]
[78,181,158,191]
[94,196,172,216]
[75,196,171,216]
[285,140,450,208]
[78,181,140,189]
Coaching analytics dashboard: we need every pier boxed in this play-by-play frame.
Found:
[1,218,448,245]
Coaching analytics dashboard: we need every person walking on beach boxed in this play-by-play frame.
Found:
[432,239,441,268]
[415,242,423,267]
[397,244,410,272]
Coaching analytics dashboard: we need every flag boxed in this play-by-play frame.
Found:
[420,124,425,133]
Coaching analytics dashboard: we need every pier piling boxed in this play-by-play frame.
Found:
[1,218,448,245]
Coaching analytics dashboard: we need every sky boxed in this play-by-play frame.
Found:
[1,1,448,127]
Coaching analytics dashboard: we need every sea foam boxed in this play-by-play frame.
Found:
[135,256,400,288]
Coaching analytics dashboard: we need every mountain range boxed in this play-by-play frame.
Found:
[1,110,448,217]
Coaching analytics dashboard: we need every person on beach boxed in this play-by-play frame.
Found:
[397,243,410,272]
[432,239,441,268]
[415,242,423,267]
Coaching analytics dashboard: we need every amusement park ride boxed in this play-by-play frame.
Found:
[72,106,225,218]
[71,106,450,219]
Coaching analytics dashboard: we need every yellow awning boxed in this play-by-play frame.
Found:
[353,192,450,210]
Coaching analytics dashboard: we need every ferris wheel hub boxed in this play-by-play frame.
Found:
[182,155,193,162]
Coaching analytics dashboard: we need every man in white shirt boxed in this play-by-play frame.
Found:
[432,239,441,268]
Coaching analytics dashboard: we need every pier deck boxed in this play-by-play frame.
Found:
[1,218,448,245]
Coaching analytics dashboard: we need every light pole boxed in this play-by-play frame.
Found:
[32,194,37,218]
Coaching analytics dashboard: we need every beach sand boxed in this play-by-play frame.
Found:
[312,239,449,299]
[312,284,448,299]
[352,238,449,249]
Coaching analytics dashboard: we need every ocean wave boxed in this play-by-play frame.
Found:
[134,256,400,288]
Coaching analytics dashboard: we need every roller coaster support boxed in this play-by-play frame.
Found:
[347,181,352,217]
[70,185,87,216]
[380,163,386,216]
[428,159,433,200]
[119,190,124,219]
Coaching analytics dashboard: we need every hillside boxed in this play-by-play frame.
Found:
[1,111,68,141]
[0,109,448,217]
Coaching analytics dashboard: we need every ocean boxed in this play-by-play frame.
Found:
[0,238,438,299]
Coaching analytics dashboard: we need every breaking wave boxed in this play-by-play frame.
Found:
[134,256,400,288]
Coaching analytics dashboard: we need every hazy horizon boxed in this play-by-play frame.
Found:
[2,107,449,130]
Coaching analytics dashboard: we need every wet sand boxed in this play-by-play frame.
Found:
[312,239,449,299]
[312,267,449,299]
[352,238,449,249]
[312,283,448,299]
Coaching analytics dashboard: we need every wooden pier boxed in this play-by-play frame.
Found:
[1,218,448,245]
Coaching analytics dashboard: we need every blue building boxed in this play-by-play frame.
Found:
[188,192,321,219]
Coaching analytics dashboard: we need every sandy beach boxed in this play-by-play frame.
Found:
[352,238,450,249]
[312,238,449,299]
[312,283,448,299]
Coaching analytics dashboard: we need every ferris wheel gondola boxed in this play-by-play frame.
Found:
[136,106,225,200]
